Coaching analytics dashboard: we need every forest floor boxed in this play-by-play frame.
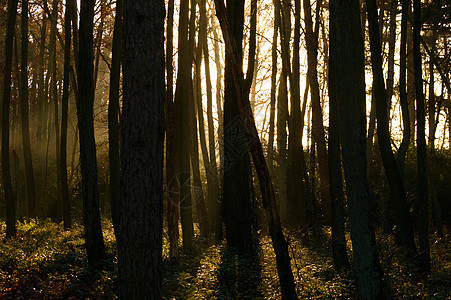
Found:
[0,220,449,299]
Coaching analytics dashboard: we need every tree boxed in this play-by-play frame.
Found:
[2,0,18,239]
[413,0,431,276]
[329,0,384,297]
[117,0,165,297]
[20,0,37,220]
[61,0,73,229]
[108,0,123,234]
[222,0,253,253]
[366,0,418,264]
[327,52,350,272]
[215,0,298,297]
[78,0,106,264]
[174,0,194,249]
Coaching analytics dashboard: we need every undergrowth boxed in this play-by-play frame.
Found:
[0,220,449,299]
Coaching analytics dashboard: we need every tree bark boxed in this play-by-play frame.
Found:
[413,0,431,276]
[328,53,350,272]
[61,0,73,229]
[20,0,37,220]
[2,0,18,239]
[165,0,179,257]
[108,0,122,235]
[222,0,253,253]
[174,0,194,249]
[78,0,106,265]
[117,0,165,296]
[330,0,384,297]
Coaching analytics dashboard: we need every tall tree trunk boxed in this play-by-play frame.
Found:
[407,4,416,142]
[37,12,47,144]
[20,0,37,220]
[108,0,122,235]
[165,0,179,257]
[330,0,384,298]
[286,0,307,228]
[366,0,418,264]
[413,0,430,276]
[93,0,105,90]
[117,0,165,296]
[174,0,194,249]
[222,0,253,253]
[60,0,72,229]
[192,54,209,237]
[386,0,397,120]
[304,0,330,224]
[328,53,350,272]
[215,0,298,297]
[397,0,411,176]
[268,5,278,170]
[201,0,221,239]
[2,0,18,238]
[78,0,106,265]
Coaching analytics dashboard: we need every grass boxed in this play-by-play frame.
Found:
[0,220,449,299]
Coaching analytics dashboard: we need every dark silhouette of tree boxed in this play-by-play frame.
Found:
[329,0,384,297]
[117,0,165,296]
[78,0,106,265]
[61,0,73,229]
[413,0,431,277]
[222,0,254,254]
[20,0,37,220]
[165,0,179,257]
[174,0,194,250]
[2,0,18,239]
[108,0,122,235]
[215,0,298,297]
[366,0,418,264]
[327,52,350,272]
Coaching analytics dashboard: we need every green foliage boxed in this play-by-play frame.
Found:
[1,221,449,298]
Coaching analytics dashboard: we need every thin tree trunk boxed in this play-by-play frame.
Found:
[165,0,179,258]
[413,0,430,276]
[60,0,73,229]
[78,0,106,265]
[93,0,105,90]
[20,0,37,220]
[2,0,18,238]
[304,0,330,223]
[397,0,411,176]
[268,5,278,170]
[386,0,397,120]
[367,0,418,264]
[108,0,122,235]
[174,0,194,249]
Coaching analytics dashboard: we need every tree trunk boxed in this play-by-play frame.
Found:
[20,0,37,220]
[268,5,278,170]
[117,0,165,296]
[61,0,73,229]
[413,0,431,276]
[328,53,350,272]
[397,0,411,176]
[304,0,331,224]
[2,0,18,239]
[108,0,122,235]
[222,0,253,253]
[215,0,298,297]
[165,0,179,258]
[366,0,418,264]
[330,0,384,297]
[78,0,106,265]
[174,0,194,249]
[200,0,221,239]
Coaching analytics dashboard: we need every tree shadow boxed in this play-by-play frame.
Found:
[216,245,264,299]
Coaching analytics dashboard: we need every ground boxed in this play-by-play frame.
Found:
[0,220,449,299]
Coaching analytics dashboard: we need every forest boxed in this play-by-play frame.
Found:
[0,0,450,298]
